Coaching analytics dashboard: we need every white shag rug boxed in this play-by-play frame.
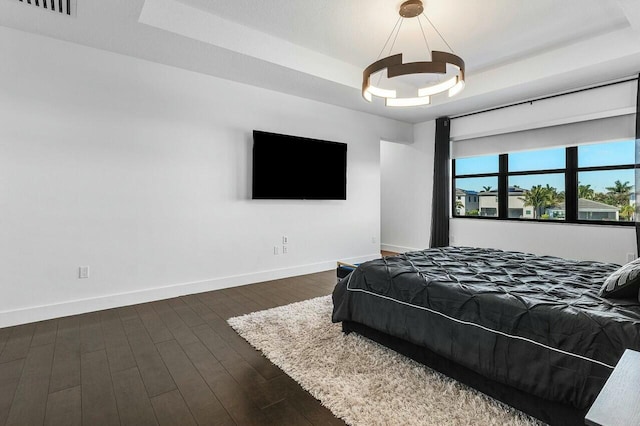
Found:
[228,296,541,426]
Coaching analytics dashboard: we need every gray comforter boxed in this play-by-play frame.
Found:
[332,246,640,409]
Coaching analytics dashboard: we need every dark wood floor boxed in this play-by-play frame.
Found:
[0,270,347,426]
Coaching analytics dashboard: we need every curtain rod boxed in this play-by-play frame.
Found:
[450,76,640,120]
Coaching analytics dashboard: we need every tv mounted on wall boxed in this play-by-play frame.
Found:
[252,130,347,200]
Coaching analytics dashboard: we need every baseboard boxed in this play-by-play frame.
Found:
[380,243,422,253]
[0,253,380,328]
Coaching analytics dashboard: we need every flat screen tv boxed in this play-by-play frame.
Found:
[252,130,347,200]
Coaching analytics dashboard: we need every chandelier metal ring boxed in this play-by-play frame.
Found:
[362,0,465,107]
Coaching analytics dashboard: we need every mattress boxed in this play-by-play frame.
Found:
[332,246,640,409]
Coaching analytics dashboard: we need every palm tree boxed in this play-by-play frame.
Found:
[606,180,633,207]
[619,205,635,221]
[578,183,595,200]
[520,185,555,219]
[606,180,632,194]
[544,184,561,205]
[594,191,616,206]
[482,185,492,192]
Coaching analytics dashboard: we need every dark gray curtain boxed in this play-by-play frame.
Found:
[633,74,640,255]
[430,117,451,248]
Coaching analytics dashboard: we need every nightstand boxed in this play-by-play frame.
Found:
[585,349,640,426]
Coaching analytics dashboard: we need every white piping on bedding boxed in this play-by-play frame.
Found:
[344,273,615,370]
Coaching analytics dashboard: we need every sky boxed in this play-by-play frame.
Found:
[455,140,635,193]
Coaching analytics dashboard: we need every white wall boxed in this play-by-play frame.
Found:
[0,27,412,327]
[380,121,435,253]
[450,219,635,264]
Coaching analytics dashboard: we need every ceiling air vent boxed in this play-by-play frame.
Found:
[13,0,76,16]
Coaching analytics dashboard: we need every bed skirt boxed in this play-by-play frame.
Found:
[341,320,586,426]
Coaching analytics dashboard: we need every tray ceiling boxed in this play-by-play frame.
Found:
[2,0,640,123]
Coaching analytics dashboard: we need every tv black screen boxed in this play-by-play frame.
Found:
[252,131,347,200]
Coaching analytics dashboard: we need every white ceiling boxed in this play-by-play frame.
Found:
[2,0,640,123]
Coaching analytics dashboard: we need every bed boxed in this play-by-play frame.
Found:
[332,246,640,426]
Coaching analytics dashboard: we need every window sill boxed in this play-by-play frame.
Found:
[450,216,635,227]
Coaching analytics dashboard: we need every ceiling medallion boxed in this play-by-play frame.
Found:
[362,0,465,107]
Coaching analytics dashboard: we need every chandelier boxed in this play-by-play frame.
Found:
[362,0,465,107]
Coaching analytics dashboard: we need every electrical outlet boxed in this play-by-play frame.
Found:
[282,246,288,254]
[274,246,279,255]
[371,236,377,244]
[282,236,288,245]
[79,266,90,279]
[627,253,636,263]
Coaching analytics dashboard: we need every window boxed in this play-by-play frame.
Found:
[509,148,566,172]
[453,155,498,217]
[576,140,635,222]
[507,148,565,220]
[452,140,635,225]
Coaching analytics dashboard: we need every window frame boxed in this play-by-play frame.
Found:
[452,145,635,226]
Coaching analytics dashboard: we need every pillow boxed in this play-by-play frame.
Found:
[599,258,640,298]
